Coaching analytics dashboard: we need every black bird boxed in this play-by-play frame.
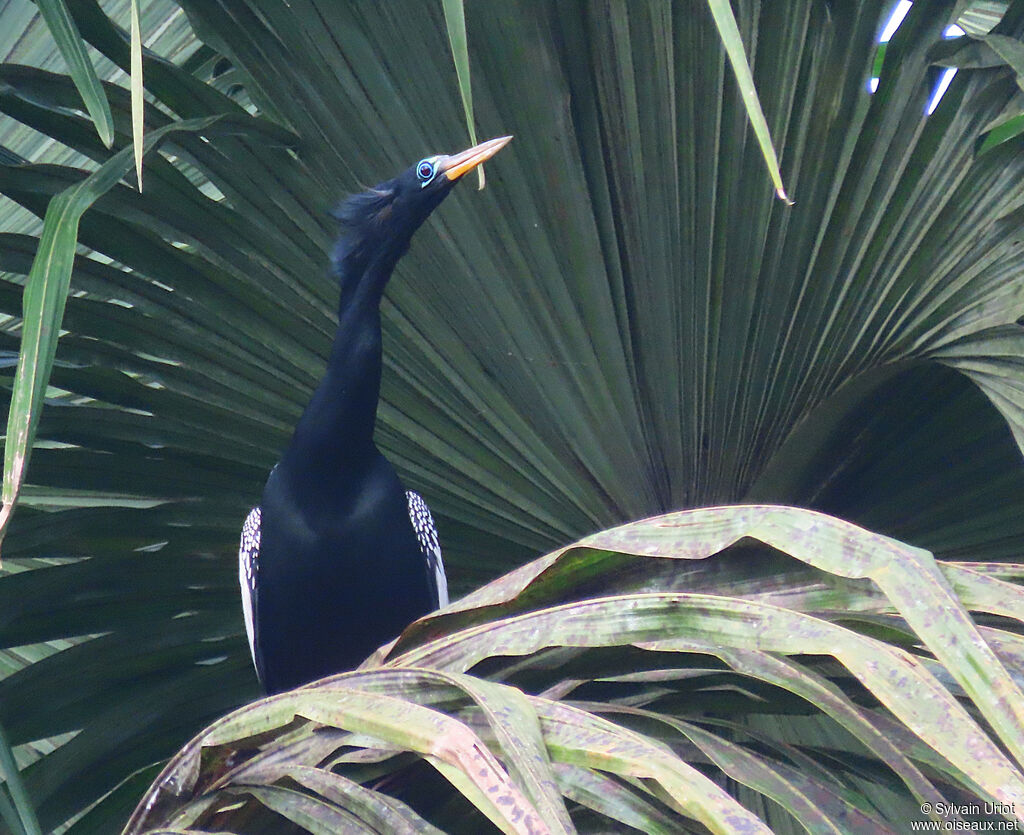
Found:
[239,136,512,693]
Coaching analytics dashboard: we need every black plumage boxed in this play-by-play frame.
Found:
[239,137,510,694]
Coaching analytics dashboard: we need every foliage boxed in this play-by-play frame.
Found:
[0,0,1023,831]
[125,508,1024,833]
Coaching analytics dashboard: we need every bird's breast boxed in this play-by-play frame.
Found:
[254,453,434,690]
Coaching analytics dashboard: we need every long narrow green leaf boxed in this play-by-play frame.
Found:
[273,765,445,833]
[553,764,681,834]
[35,0,115,148]
[447,676,573,833]
[705,0,792,202]
[0,718,40,835]
[236,784,371,834]
[422,757,546,835]
[130,0,144,190]
[441,0,483,188]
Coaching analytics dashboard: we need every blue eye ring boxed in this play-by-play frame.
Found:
[416,158,437,187]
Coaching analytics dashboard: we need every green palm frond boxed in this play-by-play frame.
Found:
[125,508,1024,834]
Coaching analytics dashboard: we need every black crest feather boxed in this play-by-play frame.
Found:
[330,186,395,274]
[332,187,395,237]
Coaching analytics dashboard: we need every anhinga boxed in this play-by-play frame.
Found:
[238,136,512,694]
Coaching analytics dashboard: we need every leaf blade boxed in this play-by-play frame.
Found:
[34,0,115,148]
[441,0,483,188]
[705,0,791,202]
[130,0,145,190]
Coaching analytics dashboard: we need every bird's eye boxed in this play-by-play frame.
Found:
[416,158,437,187]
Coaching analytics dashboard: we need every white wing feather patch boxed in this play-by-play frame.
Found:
[238,507,260,669]
[406,490,448,608]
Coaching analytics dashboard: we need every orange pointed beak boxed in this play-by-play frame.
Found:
[440,135,513,182]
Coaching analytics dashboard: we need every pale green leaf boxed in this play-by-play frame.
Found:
[705,0,791,202]
[34,0,115,147]
[441,0,483,189]
[130,0,144,190]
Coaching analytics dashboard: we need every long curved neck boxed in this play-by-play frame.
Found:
[279,248,399,485]
[335,230,406,314]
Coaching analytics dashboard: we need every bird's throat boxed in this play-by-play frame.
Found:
[280,259,393,485]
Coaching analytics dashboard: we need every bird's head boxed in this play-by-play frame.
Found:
[332,135,512,278]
